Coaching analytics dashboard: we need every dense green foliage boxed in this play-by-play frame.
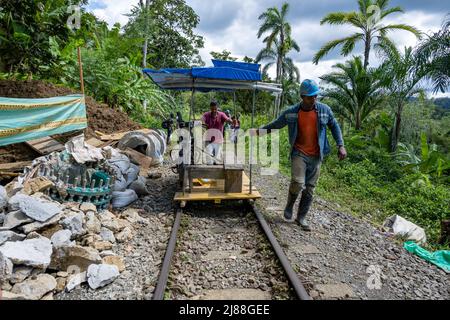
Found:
[0,0,448,247]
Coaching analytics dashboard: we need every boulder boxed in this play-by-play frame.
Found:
[87,264,119,289]
[85,211,101,234]
[60,212,86,239]
[0,237,52,268]
[80,202,97,213]
[1,291,28,300]
[9,266,34,284]
[121,208,149,225]
[100,227,116,243]
[115,227,133,243]
[0,231,26,246]
[18,194,61,222]
[92,241,113,251]
[49,245,102,272]
[51,230,75,248]
[55,277,67,293]
[65,271,87,292]
[102,255,125,272]
[11,274,57,300]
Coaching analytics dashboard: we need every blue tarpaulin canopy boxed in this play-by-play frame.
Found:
[143,60,282,93]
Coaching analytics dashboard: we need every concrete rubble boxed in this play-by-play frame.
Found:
[0,134,154,300]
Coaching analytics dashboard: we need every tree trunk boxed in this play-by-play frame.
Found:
[390,104,403,152]
[364,32,371,70]
[142,0,151,111]
[439,220,450,245]
[142,0,151,68]
[355,110,361,130]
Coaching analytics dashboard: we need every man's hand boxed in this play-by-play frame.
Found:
[338,146,347,161]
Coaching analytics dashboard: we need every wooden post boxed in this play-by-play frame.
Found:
[77,47,85,95]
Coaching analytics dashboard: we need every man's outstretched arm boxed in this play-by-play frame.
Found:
[327,109,347,160]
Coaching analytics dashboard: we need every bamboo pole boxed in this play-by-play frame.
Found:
[77,47,85,96]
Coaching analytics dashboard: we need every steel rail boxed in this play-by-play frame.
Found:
[153,203,311,300]
[152,208,182,300]
[250,202,312,300]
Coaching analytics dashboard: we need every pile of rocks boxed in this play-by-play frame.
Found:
[0,186,150,300]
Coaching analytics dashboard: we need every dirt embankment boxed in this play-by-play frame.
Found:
[0,80,142,164]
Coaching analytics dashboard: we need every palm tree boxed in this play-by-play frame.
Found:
[377,42,428,152]
[256,2,300,83]
[313,0,421,69]
[415,15,450,93]
[320,56,385,130]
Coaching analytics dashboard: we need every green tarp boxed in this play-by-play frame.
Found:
[404,241,450,272]
[0,94,87,146]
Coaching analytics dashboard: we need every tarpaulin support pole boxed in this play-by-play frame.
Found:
[77,47,85,96]
[249,88,256,194]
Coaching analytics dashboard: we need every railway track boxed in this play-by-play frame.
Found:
[153,200,312,300]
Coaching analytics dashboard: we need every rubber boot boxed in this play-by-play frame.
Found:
[283,192,298,221]
[296,191,313,231]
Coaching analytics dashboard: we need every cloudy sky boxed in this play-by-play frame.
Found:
[86,0,449,96]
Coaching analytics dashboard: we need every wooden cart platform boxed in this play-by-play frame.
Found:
[174,172,261,205]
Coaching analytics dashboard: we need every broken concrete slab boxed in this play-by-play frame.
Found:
[0,251,14,280]
[0,230,26,245]
[19,213,63,234]
[0,210,33,230]
[51,230,75,248]
[22,177,54,196]
[315,284,355,299]
[18,194,61,222]
[87,264,119,289]
[0,237,53,268]
[12,274,57,300]
[193,289,272,300]
[49,245,102,272]
[0,185,8,210]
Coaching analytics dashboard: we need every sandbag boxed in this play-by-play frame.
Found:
[383,215,427,244]
[125,163,140,186]
[129,176,149,196]
[111,189,138,208]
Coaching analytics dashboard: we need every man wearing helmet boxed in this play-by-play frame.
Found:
[254,79,347,231]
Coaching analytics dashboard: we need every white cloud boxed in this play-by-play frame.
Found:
[85,0,448,96]
[88,0,139,27]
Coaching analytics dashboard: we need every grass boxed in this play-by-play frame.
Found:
[239,114,449,250]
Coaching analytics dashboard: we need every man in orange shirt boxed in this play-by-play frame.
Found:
[256,80,347,231]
